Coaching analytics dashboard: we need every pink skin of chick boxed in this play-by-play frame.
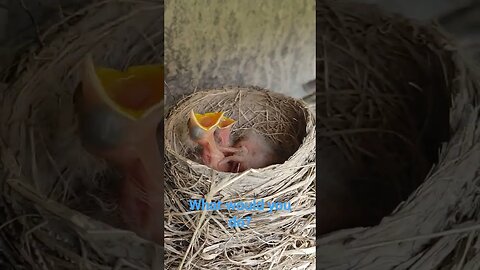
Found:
[188,111,234,172]
[214,117,247,156]
[215,116,236,147]
[219,130,279,172]
[119,156,163,245]
[76,56,164,245]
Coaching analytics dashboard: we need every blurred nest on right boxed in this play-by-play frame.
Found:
[316,0,480,269]
[318,1,452,203]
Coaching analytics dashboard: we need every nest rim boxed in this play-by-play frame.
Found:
[164,85,316,176]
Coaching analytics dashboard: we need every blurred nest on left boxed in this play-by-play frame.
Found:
[0,1,164,269]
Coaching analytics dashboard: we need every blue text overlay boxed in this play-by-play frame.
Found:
[188,198,292,228]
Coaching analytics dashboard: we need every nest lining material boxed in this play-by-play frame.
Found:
[0,1,164,269]
[0,1,317,269]
[165,87,312,171]
[316,0,453,235]
[314,1,480,270]
[0,0,478,269]
[163,87,316,269]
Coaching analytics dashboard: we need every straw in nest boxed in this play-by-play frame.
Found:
[315,1,480,269]
[0,1,164,269]
[163,86,316,269]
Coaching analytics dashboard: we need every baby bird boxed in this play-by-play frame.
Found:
[219,130,280,172]
[215,116,246,155]
[215,116,236,147]
[75,54,164,245]
[188,110,230,171]
[188,111,245,172]
[119,154,164,244]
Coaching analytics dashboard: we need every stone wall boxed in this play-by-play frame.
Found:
[164,0,315,104]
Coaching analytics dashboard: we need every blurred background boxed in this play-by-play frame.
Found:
[1,0,480,101]
[164,0,315,107]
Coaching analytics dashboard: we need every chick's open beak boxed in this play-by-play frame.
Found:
[95,64,163,120]
[188,110,230,168]
[76,55,164,244]
[82,54,164,184]
[188,110,224,143]
[78,54,164,158]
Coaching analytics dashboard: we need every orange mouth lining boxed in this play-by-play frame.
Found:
[95,65,164,119]
[218,116,236,128]
[191,111,224,130]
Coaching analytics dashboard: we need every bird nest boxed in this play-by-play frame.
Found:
[315,1,480,269]
[0,1,165,269]
[164,87,316,269]
[0,0,478,269]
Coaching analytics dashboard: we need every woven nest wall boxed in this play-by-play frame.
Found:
[0,2,164,269]
[0,0,478,270]
[315,1,480,270]
[164,87,316,268]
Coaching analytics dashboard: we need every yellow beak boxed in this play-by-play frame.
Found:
[82,54,163,121]
[218,116,236,129]
[189,110,224,131]
[188,110,225,142]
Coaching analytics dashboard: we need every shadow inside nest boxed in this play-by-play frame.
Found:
[315,1,453,236]
[67,120,166,232]
[186,126,295,168]
[167,88,309,173]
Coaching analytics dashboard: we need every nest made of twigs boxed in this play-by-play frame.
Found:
[314,1,480,270]
[163,86,316,269]
[0,0,478,269]
[0,1,164,269]
[316,0,453,234]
